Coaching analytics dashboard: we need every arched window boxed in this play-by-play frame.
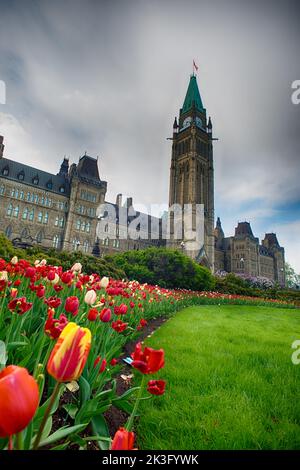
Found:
[37,231,44,243]
[22,207,29,220]
[28,209,34,221]
[6,203,13,216]
[104,224,108,232]
[13,206,19,218]
[59,217,64,228]
[19,190,24,200]
[76,219,81,230]
[53,235,60,249]
[43,212,49,224]
[105,237,109,246]
[0,184,5,195]
[83,240,89,253]
[86,222,91,233]
[81,221,86,232]
[11,188,15,198]
[55,216,59,226]
[38,211,43,223]
[72,239,80,251]
[21,228,29,239]
[5,226,12,238]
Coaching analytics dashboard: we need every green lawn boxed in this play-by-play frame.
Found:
[137,305,300,450]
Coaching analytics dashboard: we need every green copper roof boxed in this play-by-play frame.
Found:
[182,75,204,114]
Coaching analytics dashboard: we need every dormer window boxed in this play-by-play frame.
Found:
[46,180,53,190]
[18,171,25,181]
[59,186,65,193]
[2,166,9,176]
[32,175,39,185]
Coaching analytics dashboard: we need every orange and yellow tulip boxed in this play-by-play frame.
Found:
[47,322,91,382]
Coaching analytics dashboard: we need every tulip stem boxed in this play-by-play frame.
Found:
[8,435,13,451]
[126,375,146,432]
[33,381,61,450]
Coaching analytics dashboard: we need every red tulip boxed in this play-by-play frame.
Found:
[0,366,39,438]
[94,356,107,373]
[110,358,118,366]
[61,271,73,284]
[87,308,98,321]
[44,296,62,309]
[47,322,91,382]
[147,379,166,395]
[112,319,128,333]
[129,301,135,309]
[111,427,135,450]
[100,307,111,322]
[137,318,147,330]
[47,270,56,281]
[131,342,165,374]
[64,296,79,316]
[24,267,36,279]
[8,297,33,315]
[114,303,128,315]
[44,308,68,340]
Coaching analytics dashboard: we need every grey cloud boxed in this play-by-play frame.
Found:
[0,0,299,265]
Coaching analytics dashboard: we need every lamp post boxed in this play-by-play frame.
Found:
[240,257,245,271]
[76,240,80,252]
[180,241,185,252]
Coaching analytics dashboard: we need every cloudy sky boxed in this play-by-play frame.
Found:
[0,0,299,271]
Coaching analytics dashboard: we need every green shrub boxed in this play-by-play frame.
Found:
[0,234,125,279]
[105,248,215,291]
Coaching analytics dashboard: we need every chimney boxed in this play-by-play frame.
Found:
[0,136,4,158]
[116,193,122,207]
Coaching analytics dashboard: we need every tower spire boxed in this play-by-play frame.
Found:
[182,74,204,114]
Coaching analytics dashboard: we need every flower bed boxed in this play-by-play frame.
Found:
[0,257,295,451]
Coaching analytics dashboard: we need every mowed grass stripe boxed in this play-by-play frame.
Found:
[137,305,300,450]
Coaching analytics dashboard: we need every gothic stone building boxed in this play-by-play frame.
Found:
[214,218,285,285]
[0,73,285,285]
[0,135,162,255]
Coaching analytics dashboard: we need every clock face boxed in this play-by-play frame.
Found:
[195,117,203,129]
[182,116,192,129]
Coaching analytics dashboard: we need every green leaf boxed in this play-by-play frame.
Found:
[113,399,134,414]
[41,416,53,441]
[0,341,7,368]
[91,415,110,450]
[6,341,29,349]
[50,442,70,450]
[113,386,140,402]
[79,375,90,406]
[38,423,88,448]
[63,404,79,420]
[0,437,8,451]
[23,421,33,450]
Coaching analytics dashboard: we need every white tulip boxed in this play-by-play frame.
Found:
[100,277,109,289]
[84,289,97,305]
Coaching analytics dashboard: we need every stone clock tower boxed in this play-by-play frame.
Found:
[168,74,215,270]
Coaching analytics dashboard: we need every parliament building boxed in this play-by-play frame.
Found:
[0,74,285,285]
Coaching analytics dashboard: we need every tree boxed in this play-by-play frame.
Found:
[285,262,300,289]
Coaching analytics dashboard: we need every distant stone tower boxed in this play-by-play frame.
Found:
[168,74,214,270]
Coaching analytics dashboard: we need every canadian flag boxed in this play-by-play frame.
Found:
[193,60,198,72]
